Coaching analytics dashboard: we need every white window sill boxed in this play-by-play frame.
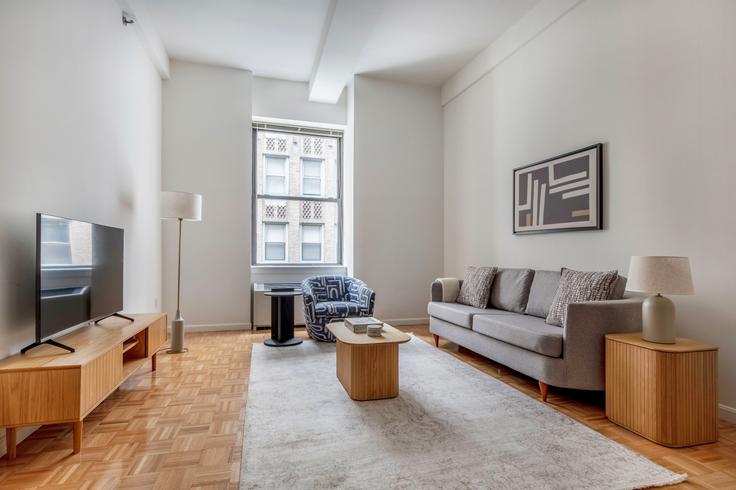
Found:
[251,264,347,272]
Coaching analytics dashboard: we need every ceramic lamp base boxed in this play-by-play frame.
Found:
[641,294,676,344]
[167,311,188,354]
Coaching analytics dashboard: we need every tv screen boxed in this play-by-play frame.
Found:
[36,214,124,341]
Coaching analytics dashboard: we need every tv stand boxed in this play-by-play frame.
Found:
[95,312,135,324]
[0,313,167,461]
[20,338,75,355]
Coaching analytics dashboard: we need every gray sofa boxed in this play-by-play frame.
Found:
[428,268,643,400]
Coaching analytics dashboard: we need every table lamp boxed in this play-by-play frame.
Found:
[626,256,694,344]
[162,191,202,353]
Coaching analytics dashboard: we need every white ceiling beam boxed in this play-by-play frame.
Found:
[308,0,386,104]
[441,0,584,106]
[116,0,171,79]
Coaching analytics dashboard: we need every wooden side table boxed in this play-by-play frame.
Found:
[605,332,719,447]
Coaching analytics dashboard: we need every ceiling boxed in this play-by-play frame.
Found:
[143,0,539,102]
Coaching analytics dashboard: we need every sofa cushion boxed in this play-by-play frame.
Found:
[525,270,561,318]
[472,314,564,358]
[489,268,535,313]
[546,268,619,326]
[427,302,513,329]
[456,266,497,308]
[610,276,627,299]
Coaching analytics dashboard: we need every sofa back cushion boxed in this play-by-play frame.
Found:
[525,270,561,318]
[489,268,535,313]
[610,275,627,299]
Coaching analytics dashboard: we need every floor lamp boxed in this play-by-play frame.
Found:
[162,191,202,354]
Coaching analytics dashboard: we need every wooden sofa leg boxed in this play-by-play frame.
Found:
[539,381,549,402]
[432,334,440,347]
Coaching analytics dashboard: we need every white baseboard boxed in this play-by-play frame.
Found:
[169,322,252,333]
[383,317,429,326]
[0,426,38,458]
[720,404,736,424]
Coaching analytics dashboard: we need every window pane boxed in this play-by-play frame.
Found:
[302,159,321,177]
[265,156,286,176]
[256,131,338,199]
[303,177,320,196]
[265,243,285,261]
[302,243,321,261]
[302,224,321,243]
[266,175,285,194]
[265,223,285,242]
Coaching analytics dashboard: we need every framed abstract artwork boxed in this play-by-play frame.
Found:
[513,143,602,234]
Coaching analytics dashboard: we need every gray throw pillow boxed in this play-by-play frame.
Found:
[490,268,535,312]
[456,266,497,308]
[545,268,618,327]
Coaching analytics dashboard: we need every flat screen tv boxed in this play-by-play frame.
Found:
[22,214,132,354]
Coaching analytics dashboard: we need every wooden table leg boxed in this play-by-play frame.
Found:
[152,352,157,371]
[6,427,16,461]
[73,421,82,454]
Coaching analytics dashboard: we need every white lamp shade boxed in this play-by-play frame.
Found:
[626,256,694,295]
[161,191,202,221]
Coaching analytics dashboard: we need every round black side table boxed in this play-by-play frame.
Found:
[264,291,303,347]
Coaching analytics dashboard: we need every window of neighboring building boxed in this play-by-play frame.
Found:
[301,224,323,262]
[252,123,343,265]
[263,223,287,262]
[264,155,288,195]
[301,158,323,196]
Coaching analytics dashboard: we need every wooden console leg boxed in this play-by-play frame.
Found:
[152,352,157,372]
[432,334,439,347]
[73,421,82,454]
[539,381,549,402]
[6,427,16,461]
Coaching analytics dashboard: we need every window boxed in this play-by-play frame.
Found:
[301,158,323,196]
[263,223,287,262]
[301,224,322,262]
[264,155,287,195]
[252,125,342,265]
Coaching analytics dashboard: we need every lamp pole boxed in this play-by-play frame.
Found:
[168,217,188,353]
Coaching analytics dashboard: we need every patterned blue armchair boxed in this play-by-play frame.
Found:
[301,275,376,342]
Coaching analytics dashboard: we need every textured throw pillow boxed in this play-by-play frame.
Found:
[456,266,497,308]
[545,268,619,327]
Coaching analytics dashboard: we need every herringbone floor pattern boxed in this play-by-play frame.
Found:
[0,326,734,489]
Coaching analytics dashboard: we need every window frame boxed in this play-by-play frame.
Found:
[262,222,288,263]
[252,123,343,266]
[300,223,323,263]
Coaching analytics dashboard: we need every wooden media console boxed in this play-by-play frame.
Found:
[0,313,167,460]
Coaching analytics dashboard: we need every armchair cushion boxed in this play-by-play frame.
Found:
[314,301,361,316]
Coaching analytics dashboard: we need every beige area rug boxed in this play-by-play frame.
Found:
[241,336,686,489]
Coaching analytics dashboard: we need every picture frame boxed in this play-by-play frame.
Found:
[513,143,602,234]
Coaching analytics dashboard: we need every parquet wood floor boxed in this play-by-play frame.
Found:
[0,326,734,489]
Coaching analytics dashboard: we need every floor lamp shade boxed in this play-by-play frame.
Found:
[162,191,202,221]
[161,191,202,354]
[626,256,694,344]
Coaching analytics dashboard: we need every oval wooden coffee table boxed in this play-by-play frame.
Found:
[327,321,411,401]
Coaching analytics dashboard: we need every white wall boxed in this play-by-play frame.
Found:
[353,76,443,323]
[162,61,252,330]
[0,0,162,454]
[443,0,736,417]
[252,76,347,126]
